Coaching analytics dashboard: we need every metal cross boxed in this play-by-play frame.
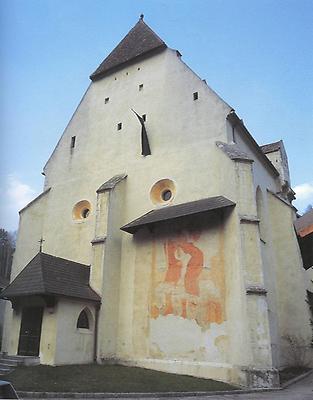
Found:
[39,237,45,252]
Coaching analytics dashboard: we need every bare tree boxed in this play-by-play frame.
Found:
[0,228,16,282]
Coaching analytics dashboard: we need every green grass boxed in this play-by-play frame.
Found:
[5,364,237,393]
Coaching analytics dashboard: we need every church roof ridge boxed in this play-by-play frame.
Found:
[90,18,167,81]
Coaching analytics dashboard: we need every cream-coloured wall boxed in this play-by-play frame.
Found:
[122,214,235,363]
[55,299,95,365]
[305,267,313,292]
[16,48,234,368]
[230,128,285,367]
[40,306,58,365]
[1,303,19,355]
[3,297,96,365]
[5,37,310,388]
[17,48,232,271]
[97,181,125,360]
[2,191,51,356]
[2,295,53,359]
[268,192,312,367]
[11,191,50,279]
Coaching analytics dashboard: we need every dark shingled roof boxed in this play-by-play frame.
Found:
[0,253,100,302]
[121,196,235,234]
[97,173,127,193]
[260,140,283,154]
[216,141,253,162]
[90,19,167,81]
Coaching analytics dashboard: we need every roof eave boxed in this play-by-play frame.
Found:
[121,208,232,234]
[227,111,279,177]
[121,197,236,234]
[1,290,101,303]
[90,44,167,81]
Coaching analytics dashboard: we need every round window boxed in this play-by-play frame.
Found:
[161,189,172,201]
[73,200,92,221]
[150,179,176,205]
[81,208,90,219]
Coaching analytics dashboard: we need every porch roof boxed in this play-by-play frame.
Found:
[0,252,100,302]
[121,196,236,234]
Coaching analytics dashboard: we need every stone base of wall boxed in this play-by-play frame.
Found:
[99,356,281,388]
[115,357,241,387]
[242,367,280,388]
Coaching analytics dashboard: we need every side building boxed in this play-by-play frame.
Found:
[1,18,311,388]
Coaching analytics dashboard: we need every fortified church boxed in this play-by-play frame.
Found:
[1,18,312,388]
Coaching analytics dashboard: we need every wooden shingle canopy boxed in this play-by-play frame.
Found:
[0,252,100,302]
[90,18,167,81]
[121,196,236,234]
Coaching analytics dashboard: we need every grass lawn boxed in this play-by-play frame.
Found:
[5,364,237,393]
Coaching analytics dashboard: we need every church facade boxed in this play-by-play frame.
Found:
[2,18,312,388]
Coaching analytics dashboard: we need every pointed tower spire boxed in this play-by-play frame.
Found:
[90,19,167,81]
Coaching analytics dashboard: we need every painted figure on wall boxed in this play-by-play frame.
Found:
[151,230,226,329]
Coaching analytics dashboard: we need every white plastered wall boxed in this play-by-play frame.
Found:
[268,193,312,367]
[2,191,50,355]
[54,298,96,365]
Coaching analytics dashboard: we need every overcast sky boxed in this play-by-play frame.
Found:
[1,0,312,232]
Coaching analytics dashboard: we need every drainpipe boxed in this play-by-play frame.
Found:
[93,303,100,363]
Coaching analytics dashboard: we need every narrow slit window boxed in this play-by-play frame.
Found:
[105,97,109,104]
[117,122,122,131]
[71,136,76,148]
[139,84,143,91]
[193,92,199,101]
[142,114,146,122]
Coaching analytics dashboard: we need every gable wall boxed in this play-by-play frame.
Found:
[36,48,232,267]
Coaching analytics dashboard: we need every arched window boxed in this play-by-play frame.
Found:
[76,309,90,329]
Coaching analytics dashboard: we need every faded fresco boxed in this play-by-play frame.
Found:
[149,229,228,360]
[150,230,226,328]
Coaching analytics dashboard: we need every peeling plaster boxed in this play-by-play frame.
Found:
[149,229,228,362]
[150,230,226,328]
[150,314,228,362]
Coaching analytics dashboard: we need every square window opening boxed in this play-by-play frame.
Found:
[117,123,122,131]
[193,92,199,101]
[139,84,144,91]
[105,97,109,104]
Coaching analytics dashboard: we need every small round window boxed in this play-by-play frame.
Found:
[161,189,172,201]
[73,200,91,221]
[150,179,176,205]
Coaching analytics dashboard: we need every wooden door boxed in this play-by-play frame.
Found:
[18,307,43,356]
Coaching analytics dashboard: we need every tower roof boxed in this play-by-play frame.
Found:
[260,140,283,154]
[90,18,167,81]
